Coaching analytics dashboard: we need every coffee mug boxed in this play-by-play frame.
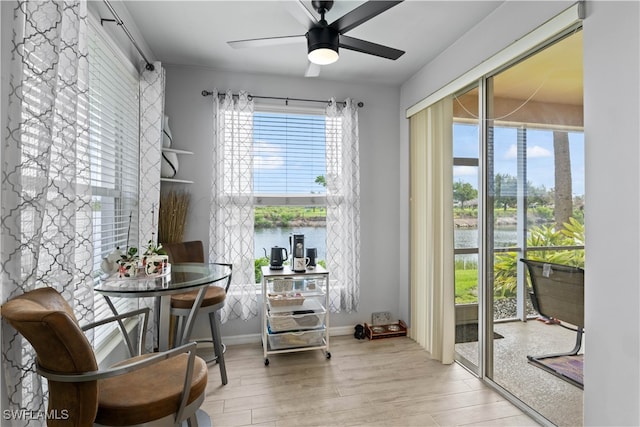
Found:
[306,248,317,268]
[293,257,310,272]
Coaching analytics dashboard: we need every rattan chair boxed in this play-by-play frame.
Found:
[163,241,231,385]
[0,287,208,426]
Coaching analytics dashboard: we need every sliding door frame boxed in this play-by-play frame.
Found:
[433,5,584,424]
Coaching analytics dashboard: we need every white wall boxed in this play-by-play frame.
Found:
[399,1,640,425]
[163,66,402,339]
[398,0,574,327]
[583,1,640,425]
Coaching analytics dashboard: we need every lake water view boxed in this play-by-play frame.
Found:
[255,226,519,260]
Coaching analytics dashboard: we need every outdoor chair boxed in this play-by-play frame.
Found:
[521,258,585,388]
[0,286,208,426]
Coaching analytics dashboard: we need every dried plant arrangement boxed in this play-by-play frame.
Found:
[158,190,190,243]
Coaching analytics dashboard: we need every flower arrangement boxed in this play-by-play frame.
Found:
[116,246,139,278]
[112,212,140,277]
[144,240,167,256]
[142,240,170,277]
[101,211,171,278]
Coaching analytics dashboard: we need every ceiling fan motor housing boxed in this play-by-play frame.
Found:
[307,26,339,51]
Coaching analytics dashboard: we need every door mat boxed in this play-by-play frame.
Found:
[528,354,583,389]
[455,323,503,343]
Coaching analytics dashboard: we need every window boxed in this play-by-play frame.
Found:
[253,108,327,280]
[88,22,140,346]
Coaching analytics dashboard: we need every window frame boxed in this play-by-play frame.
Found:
[253,103,328,208]
[87,16,140,351]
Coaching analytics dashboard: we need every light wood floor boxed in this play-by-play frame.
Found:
[201,335,539,427]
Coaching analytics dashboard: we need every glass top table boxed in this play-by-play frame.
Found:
[95,263,232,351]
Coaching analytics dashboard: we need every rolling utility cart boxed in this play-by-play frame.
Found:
[261,265,330,365]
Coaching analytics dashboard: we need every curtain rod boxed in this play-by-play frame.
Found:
[201,90,364,108]
[101,0,154,71]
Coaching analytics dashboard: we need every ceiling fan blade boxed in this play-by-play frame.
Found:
[305,61,321,78]
[330,1,404,34]
[280,0,317,29]
[228,35,306,49]
[339,35,405,60]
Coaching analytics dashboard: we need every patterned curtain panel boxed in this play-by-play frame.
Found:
[1,0,92,421]
[325,99,361,313]
[138,62,164,250]
[209,90,258,321]
[138,62,165,351]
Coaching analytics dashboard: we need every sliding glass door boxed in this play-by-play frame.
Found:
[485,30,584,426]
[451,29,584,425]
[453,85,481,372]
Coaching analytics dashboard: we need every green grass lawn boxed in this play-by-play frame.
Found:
[455,267,478,304]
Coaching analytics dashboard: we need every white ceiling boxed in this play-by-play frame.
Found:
[121,1,504,86]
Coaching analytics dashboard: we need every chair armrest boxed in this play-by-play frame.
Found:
[37,341,198,382]
[80,307,150,357]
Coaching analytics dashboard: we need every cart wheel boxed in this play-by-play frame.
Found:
[326,352,331,359]
[264,358,269,366]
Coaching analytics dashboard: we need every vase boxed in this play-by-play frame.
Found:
[161,151,179,178]
[162,115,172,148]
[144,255,170,276]
[117,260,138,278]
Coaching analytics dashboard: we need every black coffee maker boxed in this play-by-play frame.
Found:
[291,234,306,272]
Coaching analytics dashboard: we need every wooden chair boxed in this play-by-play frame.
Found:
[163,241,231,385]
[0,287,208,426]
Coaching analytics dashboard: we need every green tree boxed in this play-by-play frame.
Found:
[453,181,477,209]
[553,130,573,231]
[315,175,326,188]
[494,173,517,211]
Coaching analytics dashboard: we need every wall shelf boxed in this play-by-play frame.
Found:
[162,148,193,155]
[161,147,194,183]
[160,177,194,184]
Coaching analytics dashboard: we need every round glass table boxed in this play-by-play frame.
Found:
[95,262,232,351]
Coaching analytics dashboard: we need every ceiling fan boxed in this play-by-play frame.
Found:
[227,0,405,77]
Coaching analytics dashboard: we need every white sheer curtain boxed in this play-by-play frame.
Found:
[139,61,165,350]
[209,90,258,321]
[409,96,455,364]
[325,99,361,313]
[1,0,92,421]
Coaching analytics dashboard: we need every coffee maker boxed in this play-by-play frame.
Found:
[291,234,307,272]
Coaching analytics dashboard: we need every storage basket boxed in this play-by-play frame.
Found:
[268,293,305,306]
[267,329,325,350]
[271,278,293,293]
[268,312,325,332]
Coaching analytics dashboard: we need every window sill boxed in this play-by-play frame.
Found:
[94,318,139,366]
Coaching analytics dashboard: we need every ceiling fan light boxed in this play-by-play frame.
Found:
[308,47,339,65]
[307,26,339,65]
